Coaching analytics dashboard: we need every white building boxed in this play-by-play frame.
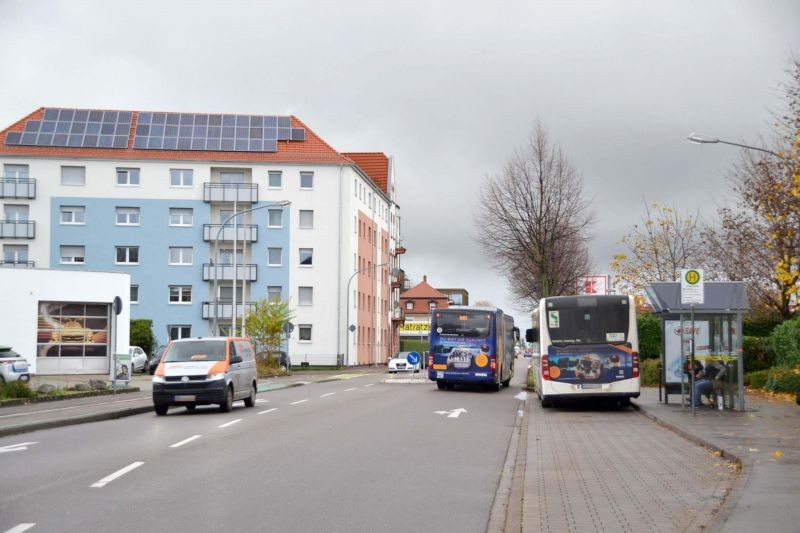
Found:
[0,107,404,371]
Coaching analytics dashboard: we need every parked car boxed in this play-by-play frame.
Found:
[388,351,420,373]
[129,346,149,373]
[148,345,166,375]
[0,346,31,384]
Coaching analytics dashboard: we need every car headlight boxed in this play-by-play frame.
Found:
[152,375,166,383]
[208,372,226,381]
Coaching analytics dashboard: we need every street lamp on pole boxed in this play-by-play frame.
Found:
[686,132,783,159]
[211,200,291,336]
[344,262,393,367]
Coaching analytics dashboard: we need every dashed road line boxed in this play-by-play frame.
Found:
[91,462,144,488]
[170,435,201,448]
[364,384,375,388]
[290,399,309,405]
[258,408,277,415]
[344,387,358,392]
[5,524,36,533]
[320,392,335,398]
[218,419,241,428]
[255,398,269,404]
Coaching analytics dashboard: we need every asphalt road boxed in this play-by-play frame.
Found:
[0,371,526,533]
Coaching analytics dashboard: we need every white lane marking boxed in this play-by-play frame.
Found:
[344,387,358,392]
[170,435,201,448]
[434,408,468,419]
[255,398,269,404]
[518,410,524,417]
[290,399,309,405]
[5,524,36,533]
[364,384,374,388]
[320,392,335,398]
[515,391,528,401]
[258,408,277,415]
[0,442,38,453]
[0,397,146,420]
[218,419,241,428]
[91,461,144,488]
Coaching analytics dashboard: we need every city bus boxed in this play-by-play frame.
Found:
[427,306,518,391]
[526,295,640,407]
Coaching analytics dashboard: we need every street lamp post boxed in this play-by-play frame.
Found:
[344,262,392,367]
[211,200,291,336]
[687,132,783,159]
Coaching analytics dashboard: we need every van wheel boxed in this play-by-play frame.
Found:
[220,387,233,412]
[244,385,256,407]
[154,403,169,416]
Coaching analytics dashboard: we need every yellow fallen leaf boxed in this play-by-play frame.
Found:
[749,448,759,452]
[773,450,784,458]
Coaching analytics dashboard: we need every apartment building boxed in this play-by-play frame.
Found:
[0,107,404,373]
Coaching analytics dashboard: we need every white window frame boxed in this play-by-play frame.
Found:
[267,247,282,267]
[60,205,85,225]
[405,301,413,310]
[299,209,313,229]
[115,246,139,265]
[130,285,139,304]
[115,207,140,226]
[169,208,193,227]
[169,246,193,265]
[299,248,313,267]
[298,324,312,342]
[3,244,28,264]
[60,245,85,264]
[267,209,283,228]
[169,168,193,188]
[169,285,192,304]
[4,204,28,221]
[169,325,192,340]
[60,166,86,186]
[116,167,140,186]
[268,170,282,189]
[267,286,282,302]
[300,171,314,189]
[298,286,313,306]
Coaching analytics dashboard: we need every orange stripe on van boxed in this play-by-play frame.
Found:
[209,360,228,374]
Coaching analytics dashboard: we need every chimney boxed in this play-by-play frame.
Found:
[423,275,427,283]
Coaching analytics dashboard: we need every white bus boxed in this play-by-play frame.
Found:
[526,295,640,407]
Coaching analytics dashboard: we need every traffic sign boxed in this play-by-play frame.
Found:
[406,352,421,365]
[681,268,704,305]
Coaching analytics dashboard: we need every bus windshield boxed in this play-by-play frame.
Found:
[546,298,630,345]
[434,310,492,338]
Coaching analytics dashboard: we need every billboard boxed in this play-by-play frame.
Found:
[578,275,609,295]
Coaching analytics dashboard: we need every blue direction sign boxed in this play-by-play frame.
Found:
[407,351,421,366]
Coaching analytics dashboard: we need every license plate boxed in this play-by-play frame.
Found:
[174,395,196,402]
[436,371,444,379]
[579,384,602,389]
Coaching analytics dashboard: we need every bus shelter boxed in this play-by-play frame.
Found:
[644,282,748,411]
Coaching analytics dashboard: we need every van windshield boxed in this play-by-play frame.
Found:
[163,340,227,362]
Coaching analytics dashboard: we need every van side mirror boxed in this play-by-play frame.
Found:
[525,328,539,343]
[230,354,243,364]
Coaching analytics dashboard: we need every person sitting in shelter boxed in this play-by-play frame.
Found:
[693,358,728,407]
[684,358,703,405]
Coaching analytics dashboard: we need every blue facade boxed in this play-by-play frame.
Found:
[50,197,290,345]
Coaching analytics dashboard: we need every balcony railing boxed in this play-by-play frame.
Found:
[0,260,35,268]
[202,300,256,319]
[203,182,258,203]
[0,177,36,199]
[202,263,257,282]
[391,308,405,322]
[0,220,35,239]
[203,224,258,243]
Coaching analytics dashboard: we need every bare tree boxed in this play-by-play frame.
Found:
[475,122,594,310]
[610,200,707,295]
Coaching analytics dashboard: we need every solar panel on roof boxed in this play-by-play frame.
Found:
[4,108,133,149]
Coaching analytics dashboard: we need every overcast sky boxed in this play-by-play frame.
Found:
[2,0,799,328]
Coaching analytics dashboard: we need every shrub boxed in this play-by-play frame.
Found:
[637,313,662,360]
[764,367,800,393]
[527,365,535,389]
[130,319,156,355]
[767,317,800,368]
[743,315,781,337]
[399,339,428,355]
[0,380,36,400]
[639,358,661,387]
[745,369,770,389]
[742,336,773,373]
[256,357,283,379]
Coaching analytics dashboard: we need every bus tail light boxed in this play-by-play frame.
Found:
[541,355,551,380]
[632,352,640,378]
[427,354,433,369]
[490,355,497,372]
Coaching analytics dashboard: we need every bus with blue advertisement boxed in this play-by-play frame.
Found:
[428,306,518,391]
[526,295,640,407]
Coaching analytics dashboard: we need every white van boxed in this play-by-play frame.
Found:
[152,337,257,415]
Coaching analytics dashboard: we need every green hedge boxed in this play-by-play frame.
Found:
[130,319,156,355]
[637,313,662,360]
[745,367,800,392]
[742,336,774,373]
[639,358,661,387]
[399,339,428,354]
[766,317,800,368]
[0,380,36,400]
[744,369,770,389]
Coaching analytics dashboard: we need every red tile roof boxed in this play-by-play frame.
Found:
[343,152,389,194]
[400,275,449,300]
[0,107,354,165]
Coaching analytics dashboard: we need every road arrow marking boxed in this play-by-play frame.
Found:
[0,442,38,453]
[434,408,468,419]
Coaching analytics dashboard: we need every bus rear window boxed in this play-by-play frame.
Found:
[434,311,492,337]
[547,305,629,345]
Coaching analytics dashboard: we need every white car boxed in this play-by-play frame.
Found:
[387,351,420,373]
[0,346,31,384]
[129,346,149,373]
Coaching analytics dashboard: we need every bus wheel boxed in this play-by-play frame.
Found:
[540,397,552,408]
[489,382,501,392]
[501,377,511,388]
[436,380,446,390]
[618,397,631,408]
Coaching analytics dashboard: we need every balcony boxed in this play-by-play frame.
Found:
[203,224,258,243]
[391,308,405,323]
[0,260,35,268]
[0,177,36,199]
[203,263,257,282]
[391,271,406,290]
[202,300,256,319]
[203,182,258,203]
[0,220,35,239]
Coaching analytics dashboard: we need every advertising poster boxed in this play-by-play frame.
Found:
[664,320,710,383]
[36,302,110,359]
[114,353,132,383]
[546,344,634,384]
